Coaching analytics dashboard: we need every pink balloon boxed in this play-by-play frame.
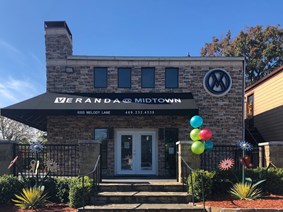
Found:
[199,128,212,140]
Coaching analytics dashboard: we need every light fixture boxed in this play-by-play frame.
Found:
[65,66,74,73]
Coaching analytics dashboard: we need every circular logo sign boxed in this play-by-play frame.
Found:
[203,68,232,96]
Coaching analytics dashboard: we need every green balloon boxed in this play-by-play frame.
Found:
[191,141,205,155]
[190,129,201,141]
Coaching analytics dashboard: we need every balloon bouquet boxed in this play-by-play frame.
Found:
[189,115,213,155]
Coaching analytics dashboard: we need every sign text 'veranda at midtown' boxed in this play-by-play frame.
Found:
[54,97,182,104]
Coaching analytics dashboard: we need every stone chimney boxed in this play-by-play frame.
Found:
[44,21,73,61]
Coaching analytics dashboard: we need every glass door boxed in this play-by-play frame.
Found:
[121,134,133,172]
[140,135,153,170]
[116,130,157,175]
[137,133,156,174]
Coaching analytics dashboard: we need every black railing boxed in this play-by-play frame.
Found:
[200,145,259,171]
[180,155,205,211]
[79,155,101,209]
[14,144,79,177]
[245,127,265,145]
[180,156,195,204]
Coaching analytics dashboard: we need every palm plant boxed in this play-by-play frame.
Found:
[218,147,266,201]
[229,179,265,200]
[12,186,48,209]
[8,141,59,209]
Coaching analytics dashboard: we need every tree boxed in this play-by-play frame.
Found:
[201,25,283,85]
[0,115,45,143]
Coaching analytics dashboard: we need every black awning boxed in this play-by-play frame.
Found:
[0,92,198,131]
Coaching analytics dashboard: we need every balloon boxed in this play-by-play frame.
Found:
[204,140,214,152]
[190,129,201,141]
[190,115,203,128]
[191,141,205,155]
[199,128,212,140]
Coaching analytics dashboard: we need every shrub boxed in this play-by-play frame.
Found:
[20,176,59,203]
[210,168,283,198]
[68,177,93,208]
[187,170,216,201]
[0,175,22,204]
[42,177,58,202]
[267,168,282,194]
[212,170,240,195]
[264,168,283,194]
[12,186,48,209]
[56,178,72,203]
[229,180,265,200]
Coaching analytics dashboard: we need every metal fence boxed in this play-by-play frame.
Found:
[14,144,79,177]
[200,145,259,171]
[12,143,260,177]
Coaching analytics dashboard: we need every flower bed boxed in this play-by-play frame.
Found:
[0,203,76,212]
[203,194,283,209]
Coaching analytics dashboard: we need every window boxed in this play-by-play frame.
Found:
[247,94,254,117]
[118,68,131,88]
[165,128,178,177]
[94,67,107,88]
[94,128,108,169]
[165,68,179,88]
[141,68,155,88]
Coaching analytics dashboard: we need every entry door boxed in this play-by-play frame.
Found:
[116,131,156,175]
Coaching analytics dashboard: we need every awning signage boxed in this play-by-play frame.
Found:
[54,96,182,104]
[0,92,198,131]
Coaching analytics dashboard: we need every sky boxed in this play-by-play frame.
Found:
[0,0,282,108]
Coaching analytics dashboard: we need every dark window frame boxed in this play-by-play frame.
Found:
[247,93,254,118]
[94,67,108,88]
[141,67,155,88]
[164,128,179,177]
[165,67,179,88]
[118,67,132,88]
[94,128,108,169]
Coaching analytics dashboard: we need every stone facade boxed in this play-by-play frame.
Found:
[44,21,244,177]
[48,116,188,176]
[79,140,101,176]
[176,141,200,182]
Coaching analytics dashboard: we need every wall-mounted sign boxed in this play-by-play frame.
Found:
[203,68,232,96]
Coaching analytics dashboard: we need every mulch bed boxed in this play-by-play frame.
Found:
[203,194,283,209]
[0,203,77,212]
[1,195,283,211]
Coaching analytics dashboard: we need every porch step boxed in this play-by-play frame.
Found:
[79,180,199,211]
[78,203,204,211]
[99,182,183,192]
[94,191,191,204]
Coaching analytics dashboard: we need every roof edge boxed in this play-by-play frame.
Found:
[67,55,245,61]
[245,66,283,92]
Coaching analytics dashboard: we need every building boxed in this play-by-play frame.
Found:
[1,21,245,177]
[245,65,283,142]
[245,66,283,167]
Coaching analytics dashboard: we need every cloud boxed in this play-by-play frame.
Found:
[0,77,38,107]
[0,83,18,101]
[29,51,46,74]
[0,39,24,57]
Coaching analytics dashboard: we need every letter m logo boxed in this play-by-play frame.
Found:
[54,97,66,103]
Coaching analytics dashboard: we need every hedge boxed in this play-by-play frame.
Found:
[0,175,93,208]
[188,168,283,201]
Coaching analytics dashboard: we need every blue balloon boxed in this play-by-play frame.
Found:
[204,140,214,152]
[190,115,203,128]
